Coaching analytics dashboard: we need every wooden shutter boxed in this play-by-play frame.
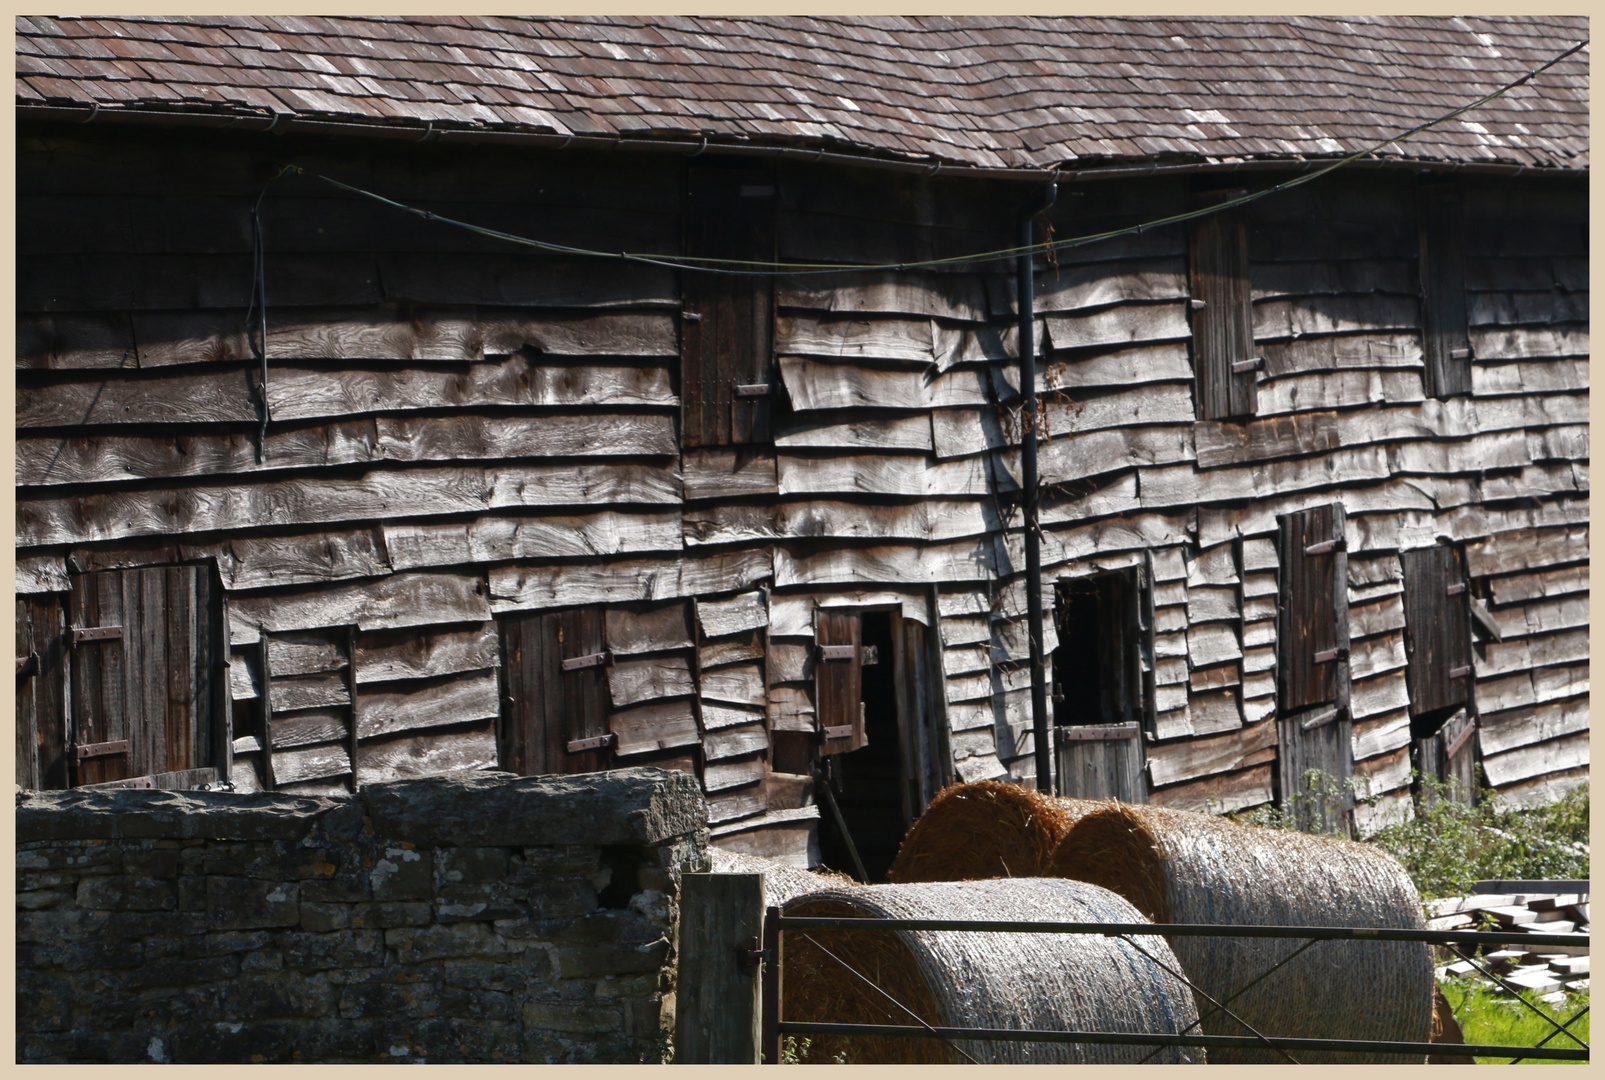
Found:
[1275,504,1353,833]
[67,565,225,788]
[814,610,865,755]
[682,163,777,448]
[1052,570,1148,802]
[1415,707,1478,806]
[1418,183,1472,399]
[499,608,613,776]
[16,596,69,790]
[1400,545,1473,718]
[1275,505,1347,715]
[261,627,356,793]
[1188,190,1257,420]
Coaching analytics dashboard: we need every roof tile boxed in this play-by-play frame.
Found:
[12,15,1588,172]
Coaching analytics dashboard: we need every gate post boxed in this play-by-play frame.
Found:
[674,872,765,1063]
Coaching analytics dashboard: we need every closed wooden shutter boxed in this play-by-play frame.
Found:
[67,565,226,788]
[1400,545,1473,718]
[814,610,865,755]
[16,596,69,790]
[1418,183,1472,399]
[1188,189,1257,420]
[682,163,777,448]
[499,608,613,776]
[1274,504,1353,833]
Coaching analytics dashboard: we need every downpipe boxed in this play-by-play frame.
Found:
[1018,182,1058,792]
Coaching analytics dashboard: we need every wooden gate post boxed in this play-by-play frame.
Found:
[675,872,765,1063]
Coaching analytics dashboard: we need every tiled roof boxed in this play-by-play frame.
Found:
[15,16,1590,172]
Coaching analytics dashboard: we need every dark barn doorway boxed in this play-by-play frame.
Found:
[817,611,904,882]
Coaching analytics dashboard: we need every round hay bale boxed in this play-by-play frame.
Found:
[781,878,1204,1064]
[886,780,1098,883]
[707,848,855,907]
[1046,804,1435,1064]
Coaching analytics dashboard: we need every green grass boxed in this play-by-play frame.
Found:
[1440,980,1590,1064]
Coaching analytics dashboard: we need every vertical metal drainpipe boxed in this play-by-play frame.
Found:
[1018,182,1058,792]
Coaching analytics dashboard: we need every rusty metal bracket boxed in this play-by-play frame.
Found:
[70,626,123,646]
[816,725,855,742]
[1057,722,1141,742]
[561,650,613,672]
[16,653,39,678]
[75,739,129,760]
[1312,645,1348,664]
[1445,720,1477,759]
[1303,538,1345,556]
[565,732,617,754]
[734,383,771,398]
[1446,581,1467,596]
[738,935,771,971]
[1231,357,1264,374]
[816,644,856,662]
[1299,707,1343,732]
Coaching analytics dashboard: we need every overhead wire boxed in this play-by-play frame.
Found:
[274,37,1586,279]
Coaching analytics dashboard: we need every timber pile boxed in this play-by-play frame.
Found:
[884,780,1095,882]
[1047,803,1435,1064]
[1428,888,1590,1004]
[781,878,1203,1064]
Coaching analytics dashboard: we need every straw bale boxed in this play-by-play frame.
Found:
[1047,804,1435,1064]
[886,780,1098,882]
[781,878,1204,1064]
[707,848,855,906]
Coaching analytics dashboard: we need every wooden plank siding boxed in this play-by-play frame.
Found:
[14,124,1587,849]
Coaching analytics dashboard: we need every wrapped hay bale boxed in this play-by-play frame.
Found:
[782,878,1204,1064]
[886,780,1098,882]
[1046,804,1434,1064]
[707,848,855,906]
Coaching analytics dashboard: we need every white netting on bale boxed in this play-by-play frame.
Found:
[707,848,855,906]
[1047,804,1435,1064]
[781,877,1204,1064]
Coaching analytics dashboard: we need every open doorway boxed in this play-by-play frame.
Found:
[814,610,937,882]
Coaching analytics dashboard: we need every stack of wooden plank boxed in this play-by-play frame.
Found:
[1428,887,1590,1003]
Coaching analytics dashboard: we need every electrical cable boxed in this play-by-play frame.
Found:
[272,37,1585,279]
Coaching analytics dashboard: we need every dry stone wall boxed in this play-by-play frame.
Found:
[15,767,707,1064]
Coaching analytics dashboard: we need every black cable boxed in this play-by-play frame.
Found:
[271,37,1585,281]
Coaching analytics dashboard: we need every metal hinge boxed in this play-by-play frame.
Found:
[560,650,613,672]
[1231,357,1265,374]
[16,653,38,678]
[1446,581,1467,596]
[75,739,130,761]
[1312,645,1349,664]
[818,725,855,742]
[1449,347,1472,361]
[1057,722,1141,742]
[737,936,771,970]
[566,733,618,754]
[1303,538,1346,556]
[734,383,771,398]
[70,626,123,646]
[817,645,857,662]
[1189,298,1207,311]
[1448,665,1473,679]
[1300,707,1344,731]
[681,310,702,322]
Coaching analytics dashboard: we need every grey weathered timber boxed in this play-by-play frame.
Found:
[675,872,766,1064]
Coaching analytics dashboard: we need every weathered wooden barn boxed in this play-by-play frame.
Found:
[15,16,1588,874]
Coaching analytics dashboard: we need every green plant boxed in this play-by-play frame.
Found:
[1369,775,1589,900]
[1439,978,1589,1064]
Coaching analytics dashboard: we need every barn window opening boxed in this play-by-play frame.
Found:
[1187,186,1259,421]
[1051,569,1149,802]
[1400,544,1477,803]
[681,161,777,448]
